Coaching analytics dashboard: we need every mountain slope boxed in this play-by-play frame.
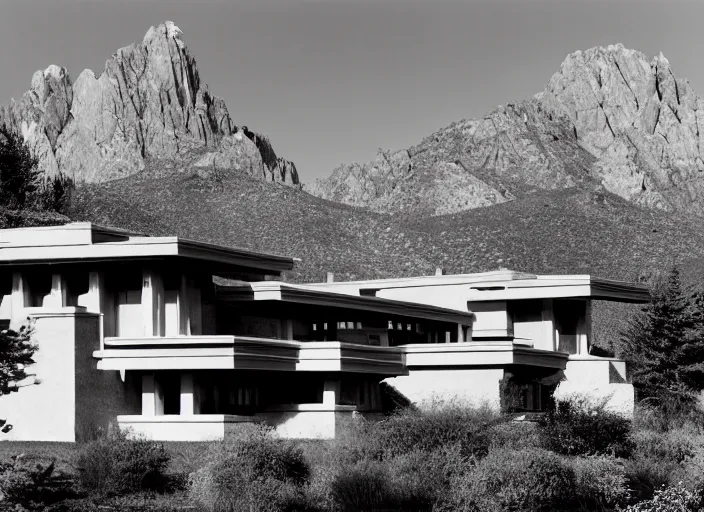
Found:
[0,22,299,187]
[309,44,704,217]
[71,167,704,351]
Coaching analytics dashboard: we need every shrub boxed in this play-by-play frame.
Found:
[538,400,633,457]
[188,425,313,512]
[74,427,170,496]
[624,455,679,503]
[330,459,433,512]
[623,482,702,511]
[358,402,502,459]
[631,426,701,465]
[569,456,630,510]
[441,447,576,512]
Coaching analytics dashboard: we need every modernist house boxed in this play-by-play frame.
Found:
[0,223,649,441]
[309,271,650,414]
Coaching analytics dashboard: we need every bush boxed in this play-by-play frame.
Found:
[74,427,170,496]
[623,482,702,511]
[441,447,576,512]
[538,400,633,457]
[569,456,630,510]
[353,403,502,460]
[188,425,313,512]
[624,455,679,503]
[330,459,434,512]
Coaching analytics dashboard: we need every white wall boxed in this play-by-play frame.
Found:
[384,368,505,409]
[0,311,85,441]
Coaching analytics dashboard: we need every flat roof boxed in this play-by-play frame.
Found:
[0,222,294,274]
[217,281,475,326]
[310,270,650,303]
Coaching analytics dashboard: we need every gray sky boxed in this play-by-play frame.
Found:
[1,0,702,182]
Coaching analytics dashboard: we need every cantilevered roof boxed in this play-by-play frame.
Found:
[217,281,475,326]
[310,270,650,303]
[0,222,294,274]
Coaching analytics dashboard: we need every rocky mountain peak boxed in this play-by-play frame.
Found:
[0,21,300,188]
[310,44,704,217]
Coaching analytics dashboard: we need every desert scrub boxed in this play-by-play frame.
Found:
[569,455,630,510]
[351,402,503,460]
[538,400,633,457]
[440,447,576,512]
[622,482,702,511]
[188,425,313,512]
[74,427,170,496]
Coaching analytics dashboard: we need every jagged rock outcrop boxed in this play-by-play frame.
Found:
[539,44,704,213]
[0,21,300,188]
[310,44,704,216]
[308,101,596,215]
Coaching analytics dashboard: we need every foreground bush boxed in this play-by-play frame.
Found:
[623,482,702,511]
[441,447,576,512]
[539,401,633,457]
[74,428,170,496]
[347,403,502,460]
[569,456,630,510]
[188,425,313,512]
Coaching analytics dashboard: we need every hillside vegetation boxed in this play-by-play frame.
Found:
[71,164,704,350]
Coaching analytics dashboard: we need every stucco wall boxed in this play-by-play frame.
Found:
[0,312,80,441]
[74,315,139,441]
[559,357,633,416]
[384,368,505,409]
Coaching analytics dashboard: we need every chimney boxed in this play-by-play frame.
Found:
[326,272,335,283]
[435,267,444,276]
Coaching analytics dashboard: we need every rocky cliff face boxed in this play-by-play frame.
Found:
[0,22,300,187]
[309,44,704,216]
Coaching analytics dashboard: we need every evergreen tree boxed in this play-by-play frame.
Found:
[0,125,40,209]
[619,267,704,404]
[0,323,38,433]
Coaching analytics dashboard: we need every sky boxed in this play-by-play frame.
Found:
[1,0,703,182]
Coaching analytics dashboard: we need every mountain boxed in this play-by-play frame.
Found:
[0,22,299,187]
[308,44,704,216]
[70,165,704,352]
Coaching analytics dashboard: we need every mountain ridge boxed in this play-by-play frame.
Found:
[308,43,704,217]
[0,21,300,188]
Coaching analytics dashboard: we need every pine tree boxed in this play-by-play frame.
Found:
[0,125,40,209]
[619,267,704,404]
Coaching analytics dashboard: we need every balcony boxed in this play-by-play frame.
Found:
[94,335,406,376]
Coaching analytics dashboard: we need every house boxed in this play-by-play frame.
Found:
[308,270,650,415]
[0,223,649,442]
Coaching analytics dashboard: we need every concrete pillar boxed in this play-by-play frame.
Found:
[45,274,67,308]
[541,299,556,351]
[142,374,156,416]
[10,272,30,330]
[323,379,341,406]
[284,319,294,341]
[457,324,466,343]
[180,373,196,415]
[178,275,191,335]
[141,269,165,337]
[577,302,592,355]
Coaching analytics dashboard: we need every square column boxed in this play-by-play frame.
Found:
[323,379,341,406]
[45,274,67,308]
[180,373,199,415]
[142,374,156,416]
[541,299,556,351]
[457,324,468,343]
[178,275,191,335]
[10,272,30,330]
[142,269,165,337]
[142,374,165,416]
